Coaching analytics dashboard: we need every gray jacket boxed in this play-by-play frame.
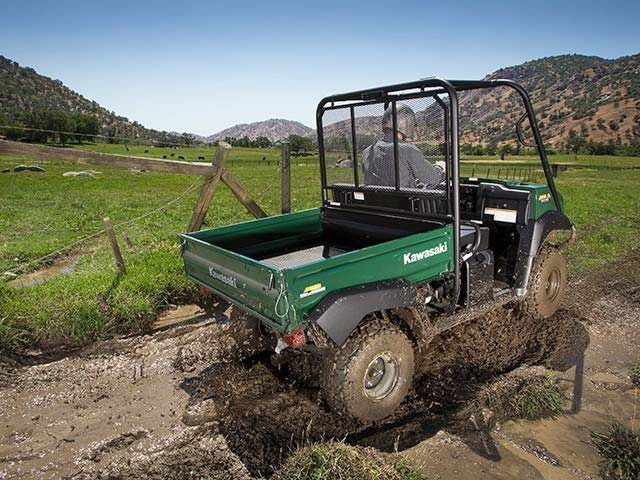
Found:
[362,133,444,189]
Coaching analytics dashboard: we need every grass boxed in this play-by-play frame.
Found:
[511,372,565,420]
[67,142,318,165]
[0,146,639,351]
[591,422,640,480]
[475,368,566,421]
[0,148,319,350]
[460,153,640,168]
[273,441,429,480]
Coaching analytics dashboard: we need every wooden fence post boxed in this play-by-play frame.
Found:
[103,217,126,274]
[187,142,231,232]
[0,138,270,230]
[220,170,268,219]
[280,141,291,214]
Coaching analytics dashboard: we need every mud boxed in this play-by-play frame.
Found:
[0,257,639,479]
[6,257,79,288]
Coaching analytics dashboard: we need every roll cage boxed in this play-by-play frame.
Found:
[315,77,562,309]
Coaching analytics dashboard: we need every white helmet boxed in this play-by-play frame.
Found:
[382,104,417,139]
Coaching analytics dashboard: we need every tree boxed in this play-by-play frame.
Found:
[565,130,587,154]
[461,144,474,155]
[106,128,117,144]
[253,136,272,148]
[41,110,73,145]
[498,144,513,157]
[288,134,313,154]
[471,145,485,155]
[181,132,194,146]
[72,114,100,143]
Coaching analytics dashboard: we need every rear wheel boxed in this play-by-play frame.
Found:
[523,250,568,318]
[320,317,414,423]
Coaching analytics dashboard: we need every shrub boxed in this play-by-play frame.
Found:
[591,422,640,480]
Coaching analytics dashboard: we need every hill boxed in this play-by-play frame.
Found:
[207,118,313,142]
[222,54,638,149]
[0,55,182,142]
[2,53,637,149]
[459,53,640,148]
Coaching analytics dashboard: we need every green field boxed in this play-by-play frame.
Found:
[1,145,639,351]
[71,143,317,165]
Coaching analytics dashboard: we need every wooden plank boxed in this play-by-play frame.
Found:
[187,142,231,232]
[220,169,268,219]
[103,217,126,274]
[280,141,291,214]
[0,139,219,176]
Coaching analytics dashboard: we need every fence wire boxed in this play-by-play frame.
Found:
[0,125,203,149]
[3,178,201,275]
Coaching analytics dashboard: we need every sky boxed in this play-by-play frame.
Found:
[1,0,639,136]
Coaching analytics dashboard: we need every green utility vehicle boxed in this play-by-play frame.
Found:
[180,78,573,422]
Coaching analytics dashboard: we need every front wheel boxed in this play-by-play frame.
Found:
[523,249,568,318]
[320,317,414,423]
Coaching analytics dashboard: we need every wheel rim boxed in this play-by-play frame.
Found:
[363,352,399,401]
[545,267,561,303]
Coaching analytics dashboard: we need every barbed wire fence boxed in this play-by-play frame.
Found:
[0,124,201,148]
[0,129,291,277]
[3,178,201,276]
[4,118,624,277]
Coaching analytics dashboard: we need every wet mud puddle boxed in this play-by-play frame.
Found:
[0,259,638,479]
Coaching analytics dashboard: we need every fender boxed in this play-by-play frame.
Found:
[513,210,573,294]
[307,280,420,346]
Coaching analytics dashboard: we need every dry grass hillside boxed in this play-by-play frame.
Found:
[459,54,640,148]
[0,55,172,140]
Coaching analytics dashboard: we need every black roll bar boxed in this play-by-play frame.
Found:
[315,77,559,311]
[316,77,462,312]
[433,95,452,216]
[315,104,329,204]
[349,105,359,187]
[492,79,562,211]
[391,101,400,191]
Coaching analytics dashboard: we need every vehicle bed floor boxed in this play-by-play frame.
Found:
[260,244,347,269]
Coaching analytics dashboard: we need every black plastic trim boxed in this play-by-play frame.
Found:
[513,210,573,291]
[308,280,419,345]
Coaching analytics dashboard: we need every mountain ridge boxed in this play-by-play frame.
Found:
[0,55,192,141]
[460,53,640,147]
[206,118,313,142]
[207,53,639,148]
[1,53,637,147]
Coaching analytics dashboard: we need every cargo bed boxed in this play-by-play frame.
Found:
[180,208,454,333]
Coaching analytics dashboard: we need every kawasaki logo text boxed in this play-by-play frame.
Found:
[403,242,448,265]
[208,266,237,288]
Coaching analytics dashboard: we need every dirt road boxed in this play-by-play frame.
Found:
[0,260,638,479]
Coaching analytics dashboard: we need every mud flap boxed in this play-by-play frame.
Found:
[307,281,419,346]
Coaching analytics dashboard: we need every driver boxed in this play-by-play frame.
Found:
[362,104,445,188]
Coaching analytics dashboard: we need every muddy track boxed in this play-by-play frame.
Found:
[0,257,638,479]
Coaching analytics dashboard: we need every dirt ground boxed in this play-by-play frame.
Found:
[0,258,638,479]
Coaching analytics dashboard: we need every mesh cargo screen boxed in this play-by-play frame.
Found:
[321,93,450,215]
